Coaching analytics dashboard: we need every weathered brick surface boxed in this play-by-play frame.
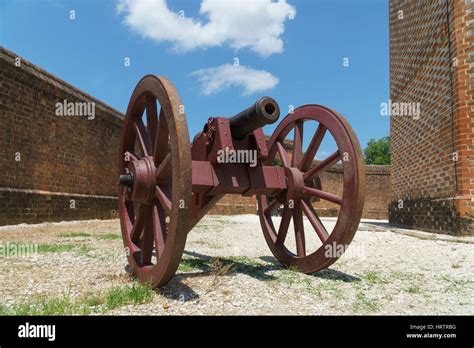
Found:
[0,47,123,225]
[0,189,118,225]
[389,0,473,235]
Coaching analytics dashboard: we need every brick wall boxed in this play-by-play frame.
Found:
[0,47,123,225]
[389,0,473,235]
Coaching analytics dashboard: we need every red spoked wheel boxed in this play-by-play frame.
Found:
[257,105,365,273]
[118,75,191,287]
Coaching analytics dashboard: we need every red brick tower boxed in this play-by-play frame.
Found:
[389,0,473,235]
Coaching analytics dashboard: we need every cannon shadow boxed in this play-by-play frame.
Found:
[177,251,360,285]
[180,250,281,282]
[125,251,360,301]
[149,250,283,302]
[259,256,360,283]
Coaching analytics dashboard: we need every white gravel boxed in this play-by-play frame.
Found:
[0,215,472,315]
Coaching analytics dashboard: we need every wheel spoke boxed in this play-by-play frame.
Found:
[155,152,171,180]
[293,201,306,257]
[292,121,303,167]
[276,205,292,245]
[151,205,166,258]
[134,119,151,157]
[299,124,326,171]
[131,204,149,242]
[145,96,158,155]
[301,199,329,242]
[125,200,135,223]
[141,211,155,265]
[276,142,290,167]
[154,109,169,163]
[155,186,172,214]
[303,186,342,205]
[303,150,341,181]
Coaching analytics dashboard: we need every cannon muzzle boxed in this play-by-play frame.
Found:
[229,97,280,140]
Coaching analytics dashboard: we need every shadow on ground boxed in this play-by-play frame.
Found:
[180,250,280,281]
[125,250,360,302]
[259,255,360,283]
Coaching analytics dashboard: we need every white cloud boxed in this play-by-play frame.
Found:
[190,64,279,96]
[117,0,295,57]
[316,151,329,160]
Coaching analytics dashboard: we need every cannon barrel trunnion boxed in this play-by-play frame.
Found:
[118,74,365,287]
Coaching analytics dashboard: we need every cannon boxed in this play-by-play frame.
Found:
[118,75,365,287]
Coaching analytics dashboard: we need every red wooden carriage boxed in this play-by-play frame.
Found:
[118,75,365,287]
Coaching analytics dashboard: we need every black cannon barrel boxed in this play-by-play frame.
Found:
[229,96,280,140]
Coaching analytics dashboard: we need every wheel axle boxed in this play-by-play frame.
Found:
[118,173,133,187]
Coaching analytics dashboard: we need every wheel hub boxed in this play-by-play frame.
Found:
[122,156,157,205]
[283,167,305,201]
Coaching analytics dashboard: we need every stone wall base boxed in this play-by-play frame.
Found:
[389,197,473,236]
[0,188,118,226]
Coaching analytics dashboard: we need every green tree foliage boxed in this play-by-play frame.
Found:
[364,136,390,165]
[273,157,283,167]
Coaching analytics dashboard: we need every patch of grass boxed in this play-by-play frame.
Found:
[302,277,347,300]
[227,256,263,273]
[227,255,260,266]
[390,271,410,280]
[84,295,104,307]
[390,271,424,282]
[441,275,473,292]
[3,295,78,315]
[32,243,95,256]
[405,285,421,294]
[37,244,76,253]
[275,266,302,285]
[58,232,92,238]
[362,270,384,285]
[209,242,224,249]
[302,278,323,298]
[97,233,121,241]
[0,305,10,315]
[38,296,76,315]
[57,231,121,241]
[105,283,153,310]
[76,244,94,257]
[322,282,345,300]
[352,292,380,312]
[0,283,154,315]
[178,257,210,272]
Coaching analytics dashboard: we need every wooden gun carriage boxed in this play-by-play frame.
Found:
[118,75,365,287]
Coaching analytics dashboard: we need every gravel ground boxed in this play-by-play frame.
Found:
[0,215,472,315]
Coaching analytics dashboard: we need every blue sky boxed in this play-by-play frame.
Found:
[0,0,389,153]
